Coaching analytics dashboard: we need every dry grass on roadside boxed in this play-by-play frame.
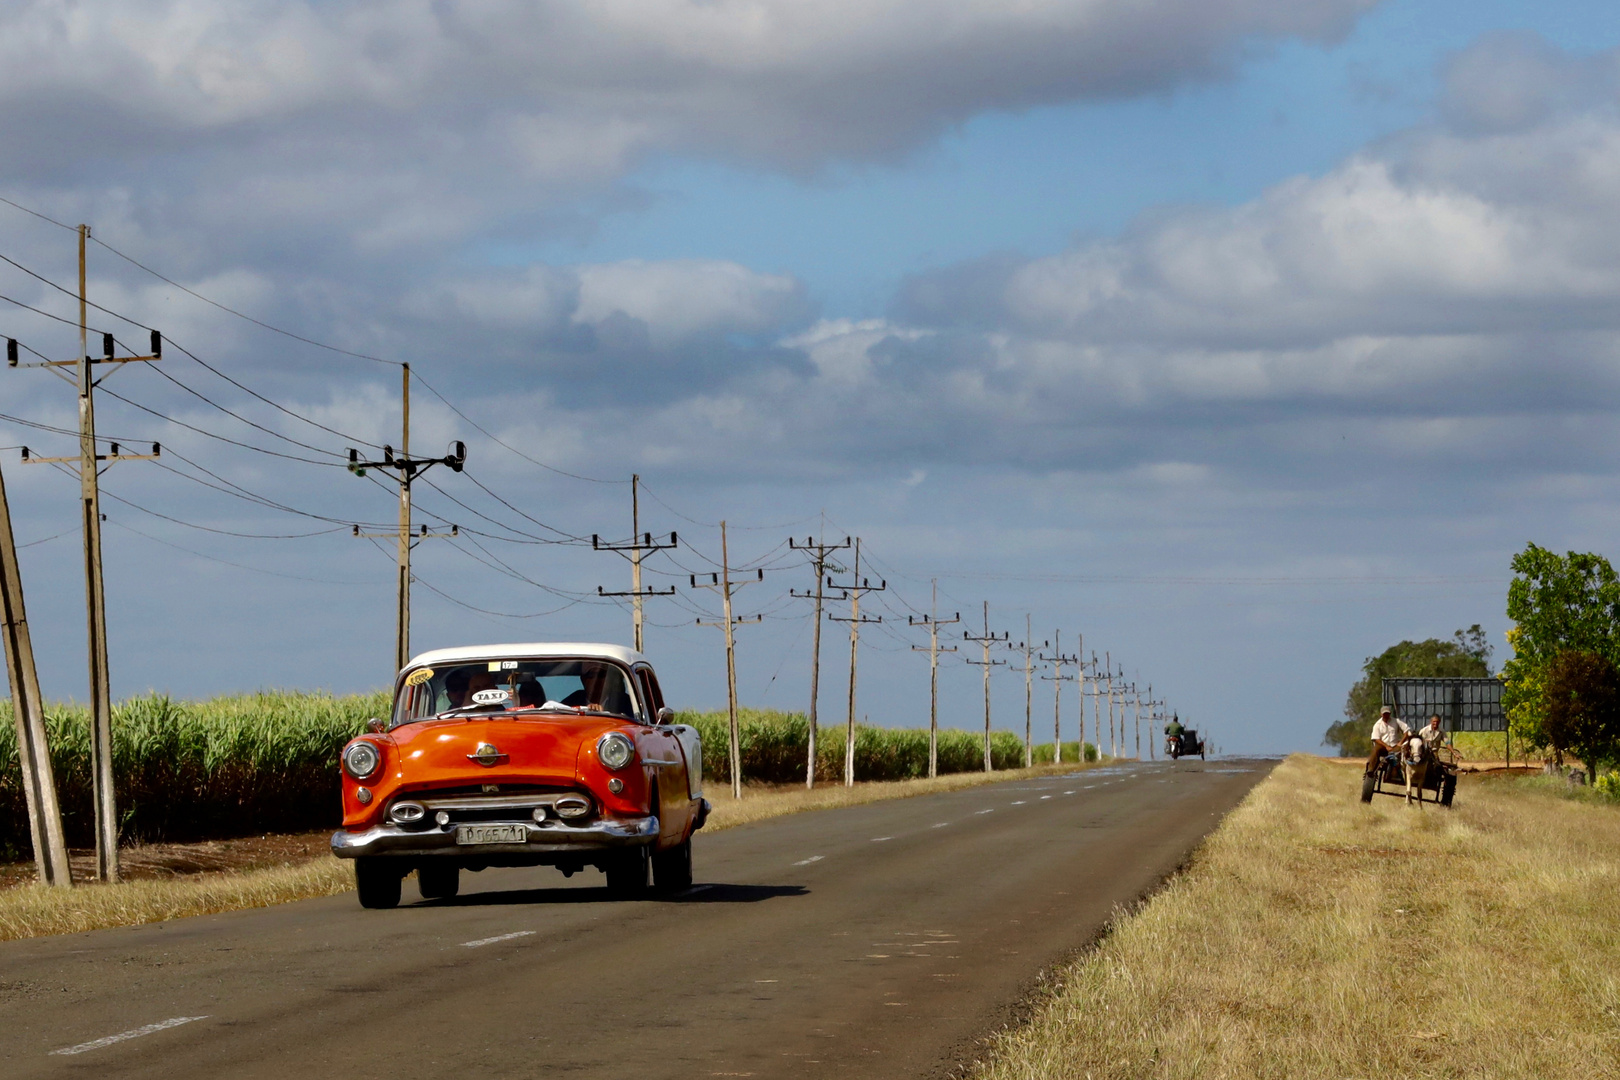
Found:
[0,758,1112,942]
[0,857,353,943]
[973,754,1620,1080]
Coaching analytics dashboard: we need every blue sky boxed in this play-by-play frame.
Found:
[2,0,1620,756]
[520,0,1617,313]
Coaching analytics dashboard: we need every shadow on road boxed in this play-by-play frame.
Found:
[417,882,808,908]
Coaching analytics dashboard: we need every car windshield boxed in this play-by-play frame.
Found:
[394,658,641,727]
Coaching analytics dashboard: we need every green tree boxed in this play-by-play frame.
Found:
[1541,650,1620,778]
[1323,626,1492,757]
[1501,544,1620,758]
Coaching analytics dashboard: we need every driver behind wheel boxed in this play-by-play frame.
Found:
[1366,705,1410,776]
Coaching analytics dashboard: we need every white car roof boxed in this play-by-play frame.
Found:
[404,642,645,671]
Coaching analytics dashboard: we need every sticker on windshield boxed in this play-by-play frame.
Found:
[405,668,434,686]
[472,688,510,705]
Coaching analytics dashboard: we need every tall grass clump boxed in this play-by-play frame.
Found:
[0,691,385,859]
[675,708,1096,784]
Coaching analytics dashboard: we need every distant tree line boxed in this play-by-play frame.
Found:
[1323,627,1491,758]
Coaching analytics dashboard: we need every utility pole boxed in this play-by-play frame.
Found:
[827,539,884,786]
[1145,688,1163,761]
[0,462,70,886]
[692,522,763,799]
[593,476,677,652]
[908,581,959,779]
[963,602,1009,772]
[1104,651,1118,760]
[348,364,465,673]
[1133,683,1144,760]
[1012,616,1046,768]
[789,533,851,789]
[1039,631,1077,766]
[1088,652,1101,760]
[9,225,163,883]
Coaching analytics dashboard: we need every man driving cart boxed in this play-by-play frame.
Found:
[1365,705,1410,775]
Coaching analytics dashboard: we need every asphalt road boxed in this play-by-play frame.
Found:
[1,758,1272,1079]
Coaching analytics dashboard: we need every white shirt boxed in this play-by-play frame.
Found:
[1419,724,1446,750]
[1371,717,1409,747]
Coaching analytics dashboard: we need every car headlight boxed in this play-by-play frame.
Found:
[343,740,382,781]
[597,731,636,771]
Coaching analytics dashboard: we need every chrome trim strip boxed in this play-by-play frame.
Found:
[330,815,659,859]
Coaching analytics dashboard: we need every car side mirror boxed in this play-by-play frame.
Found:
[365,717,386,733]
[657,707,674,724]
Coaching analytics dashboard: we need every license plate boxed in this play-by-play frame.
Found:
[456,824,526,845]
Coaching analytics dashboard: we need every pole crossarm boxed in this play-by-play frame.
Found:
[591,477,678,651]
[348,441,466,480]
[908,587,961,778]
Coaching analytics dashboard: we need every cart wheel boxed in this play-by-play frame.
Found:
[1360,774,1376,803]
[605,846,650,897]
[652,838,693,893]
[355,857,403,909]
[1440,774,1457,807]
[417,862,460,901]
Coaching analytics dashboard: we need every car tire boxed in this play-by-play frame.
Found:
[605,846,650,897]
[652,838,693,893]
[1360,774,1376,803]
[1440,774,1457,807]
[418,862,460,901]
[355,857,402,909]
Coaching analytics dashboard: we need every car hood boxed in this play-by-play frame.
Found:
[389,714,625,788]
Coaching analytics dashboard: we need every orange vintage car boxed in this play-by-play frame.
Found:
[331,643,709,908]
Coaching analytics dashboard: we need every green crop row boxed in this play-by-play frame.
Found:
[0,692,384,859]
[675,708,1098,784]
[1,696,1097,861]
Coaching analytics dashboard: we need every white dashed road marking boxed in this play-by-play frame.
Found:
[871,836,892,842]
[794,855,824,866]
[1010,801,1026,805]
[975,809,994,815]
[1039,795,1051,800]
[462,931,536,949]
[51,1017,208,1056]
[931,822,950,828]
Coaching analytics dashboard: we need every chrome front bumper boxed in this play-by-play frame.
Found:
[330,815,659,859]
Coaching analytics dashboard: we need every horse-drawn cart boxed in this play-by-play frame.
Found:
[1360,741,1458,806]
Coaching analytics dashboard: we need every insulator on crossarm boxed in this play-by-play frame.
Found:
[102,332,113,359]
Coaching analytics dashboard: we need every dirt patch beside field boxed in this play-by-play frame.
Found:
[0,831,334,892]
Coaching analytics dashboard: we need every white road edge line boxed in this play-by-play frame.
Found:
[462,930,536,948]
[794,855,824,866]
[51,1016,208,1056]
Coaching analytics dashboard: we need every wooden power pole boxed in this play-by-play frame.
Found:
[963,602,1009,772]
[0,462,70,886]
[1013,616,1047,768]
[9,224,163,882]
[348,364,465,674]
[789,534,851,789]
[908,580,959,778]
[594,475,677,652]
[692,522,763,799]
[827,538,884,787]
[1039,632,1077,766]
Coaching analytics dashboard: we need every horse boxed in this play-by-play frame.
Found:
[1400,733,1431,806]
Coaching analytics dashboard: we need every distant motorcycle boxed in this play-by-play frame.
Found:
[1166,729,1204,760]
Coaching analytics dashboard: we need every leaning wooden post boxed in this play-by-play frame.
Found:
[0,462,72,886]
